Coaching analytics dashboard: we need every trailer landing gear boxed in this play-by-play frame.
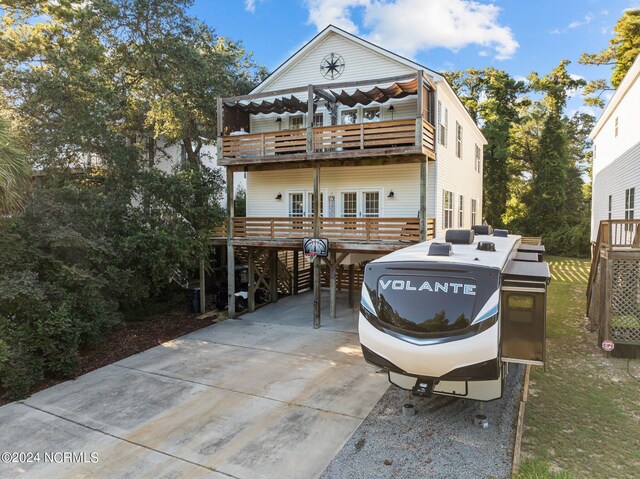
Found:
[474,402,489,428]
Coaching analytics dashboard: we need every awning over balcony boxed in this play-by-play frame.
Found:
[329,78,418,108]
[223,78,420,115]
[224,95,313,115]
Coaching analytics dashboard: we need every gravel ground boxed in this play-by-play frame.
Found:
[321,364,524,479]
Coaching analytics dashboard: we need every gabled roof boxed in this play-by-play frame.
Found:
[250,25,444,94]
[249,25,486,144]
[590,54,640,139]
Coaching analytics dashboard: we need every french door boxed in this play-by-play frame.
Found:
[288,190,326,217]
[339,189,382,218]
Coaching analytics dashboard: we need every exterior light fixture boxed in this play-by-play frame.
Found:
[388,104,395,120]
[275,117,282,131]
[388,191,395,198]
[275,193,282,200]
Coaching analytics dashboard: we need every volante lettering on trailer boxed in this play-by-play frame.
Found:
[379,279,476,296]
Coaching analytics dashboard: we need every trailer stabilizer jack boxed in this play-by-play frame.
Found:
[412,379,436,397]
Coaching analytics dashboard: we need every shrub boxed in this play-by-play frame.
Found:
[542,218,591,257]
[0,168,223,399]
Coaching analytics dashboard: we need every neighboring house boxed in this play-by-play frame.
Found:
[72,138,247,207]
[590,54,640,242]
[214,25,486,322]
[153,140,246,207]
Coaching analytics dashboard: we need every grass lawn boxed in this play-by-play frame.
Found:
[517,256,640,479]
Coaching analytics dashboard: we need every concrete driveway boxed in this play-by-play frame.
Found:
[0,291,388,479]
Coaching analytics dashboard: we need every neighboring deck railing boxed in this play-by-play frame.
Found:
[213,216,435,242]
[595,219,640,249]
[221,118,435,160]
[587,219,640,316]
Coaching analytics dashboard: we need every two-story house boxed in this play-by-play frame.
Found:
[590,54,640,242]
[214,25,486,325]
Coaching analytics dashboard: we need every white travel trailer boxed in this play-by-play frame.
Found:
[359,227,550,401]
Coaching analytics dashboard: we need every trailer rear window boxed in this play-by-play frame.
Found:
[375,275,477,334]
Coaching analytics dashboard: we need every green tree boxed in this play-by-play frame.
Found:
[0,113,29,214]
[526,61,586,236]
[0,0,263,173]
[580,9,640,106]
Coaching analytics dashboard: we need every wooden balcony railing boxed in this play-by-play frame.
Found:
[222,129,307,158]
[213,216,435,242]
[221,118,435,160]
[312,119,416,151]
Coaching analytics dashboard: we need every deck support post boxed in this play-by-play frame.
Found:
[269,250,278,303]
[199,257,206,314]
[226,168,235,319]
[348,264,355,309]
[420,159,427,242]
[313,165,321,329]
[293,250,299,295]
[603,257,613,350]
[329,251,337,320]
[248,248,256,312]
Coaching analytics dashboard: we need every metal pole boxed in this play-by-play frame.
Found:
[420,160,427,241]
[199,257,206,314]
[313,166,321,328]
[226,168,235,319]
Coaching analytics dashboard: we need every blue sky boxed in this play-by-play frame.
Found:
[191,0,640,115]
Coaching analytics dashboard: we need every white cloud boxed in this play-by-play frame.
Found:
[305,0,519,60]
[306,0,370,33]
[568,13,594,29]
[551,12,597,34]
[245,0,266,13]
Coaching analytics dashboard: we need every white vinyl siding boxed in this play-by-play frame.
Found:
[260,32,415,91]
[435,80,485,237]
[591,140,640,240]
[246,164,421,218]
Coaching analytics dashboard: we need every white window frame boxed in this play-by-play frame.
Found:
[456,122,463,159]
[625,188,634,220]
[312,112,324,127]
[615,117,619,138]
[288,114,305,130]
[458,194,464,227]
[337,188,384,218]
[438,101,448,147]
[286,189,327,217]
[608,194,612,220]
[471,198,477,226]
[443,190,454,229]
[475,144,481,172]
[338,105,382,125]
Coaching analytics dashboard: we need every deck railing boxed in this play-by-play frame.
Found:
[221,118,435,160]
[596,219,640,249]
[213,216,435,242]
[222,129,307,158]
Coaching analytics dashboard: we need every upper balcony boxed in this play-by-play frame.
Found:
[217,71,436,169]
